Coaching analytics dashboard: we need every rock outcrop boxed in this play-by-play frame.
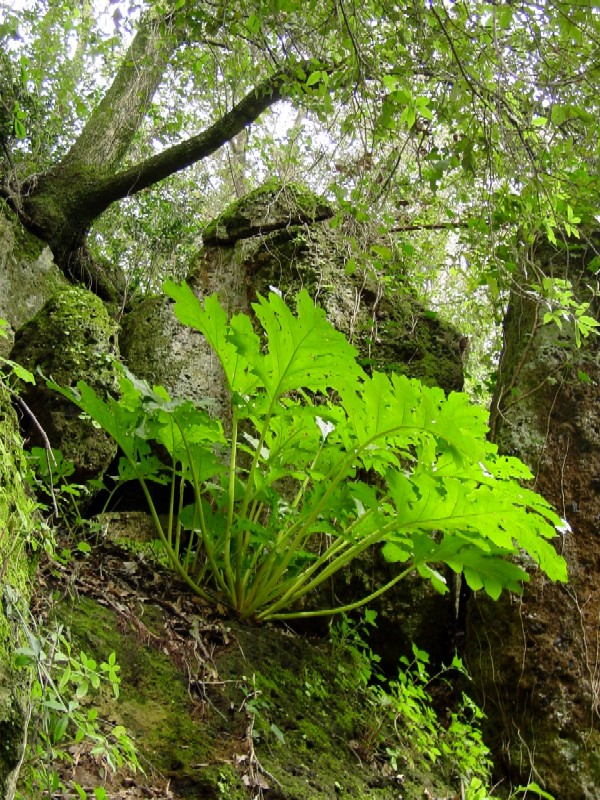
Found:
[0,202,67,357]
[121,181,463,405]
[466,236,600,799]
[11,286,119,483]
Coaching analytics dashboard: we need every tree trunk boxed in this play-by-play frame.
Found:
[9,2,298,298]
[60,14,178,174]
[466,235,600,799]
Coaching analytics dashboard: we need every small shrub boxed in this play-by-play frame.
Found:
[14,624,139,798]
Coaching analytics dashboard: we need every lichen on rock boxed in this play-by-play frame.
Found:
[121,181,464,411]
[239,220,464,394]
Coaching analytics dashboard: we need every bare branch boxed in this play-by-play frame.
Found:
[11,389,59,518]
[391,221,470,233]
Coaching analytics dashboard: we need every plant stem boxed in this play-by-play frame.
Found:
[174,472,185,560]
[177,421,231,601]
[290,441,324,509]
[135,470,214,604]
[167,448,177,550]
[257,506,407,619]
[224,413,239,603]
[261,564,416,621]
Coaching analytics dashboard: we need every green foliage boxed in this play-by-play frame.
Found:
[382,647,493,788]
[532,277,600,347]
[330,612,557,798]
[5,1,600,263]
[52,286,566,621]
[512,783,556,800]
[25,446,103,543]
[330,613,493,794]
[26,447,79,516]
[12,618,139,799]
[330,608,381,689]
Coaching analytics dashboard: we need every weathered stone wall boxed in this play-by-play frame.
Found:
[467,237,600,799]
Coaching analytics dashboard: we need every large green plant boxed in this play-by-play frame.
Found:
[51,283,567,621]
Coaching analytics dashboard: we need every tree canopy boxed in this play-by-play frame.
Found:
[1,1,599,335]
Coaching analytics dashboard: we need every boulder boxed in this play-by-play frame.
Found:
[0,201,68,357]
[10,286,119,484]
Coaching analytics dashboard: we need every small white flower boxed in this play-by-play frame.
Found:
[354,498,366,517]
[556,518,572,535]
[269,285,283,297]
[315,416,335,440]
[242,432,270,459]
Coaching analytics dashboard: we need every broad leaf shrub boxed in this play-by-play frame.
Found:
[50,283,568,621]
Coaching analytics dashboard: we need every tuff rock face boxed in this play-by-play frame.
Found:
[121,181,464,403]
[10,286,119,483]
[466,237,600,799]
[0,201,67,356]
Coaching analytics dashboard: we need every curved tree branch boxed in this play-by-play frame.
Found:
[18,62,321,273]
[91,66,313,211]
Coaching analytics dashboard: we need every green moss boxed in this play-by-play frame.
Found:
[51,583,471,800]
[11,286,119,482]
[13,286,117,381]
[0,385,36,586]
[354,294,464,392]
[0,383,36,797]
[61,596,212,785]
[215,625,460,800]
[0,200,44,263]
[202,180,332,245]
[195,764,248,800]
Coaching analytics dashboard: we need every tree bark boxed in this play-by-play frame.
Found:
[7,0,310,297]
[60,11,181,173]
